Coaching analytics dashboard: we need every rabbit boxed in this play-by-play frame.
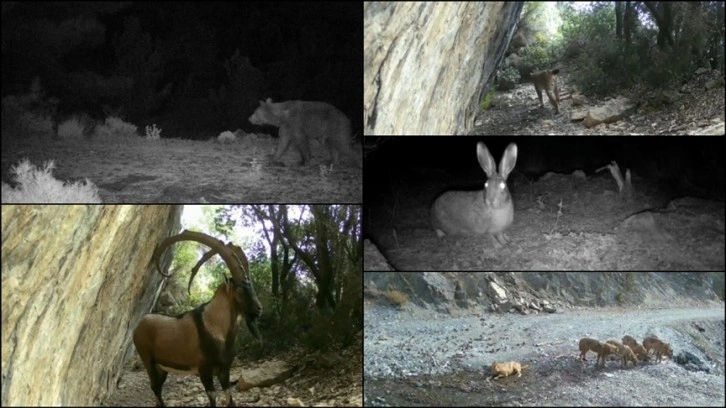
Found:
[430,142,517,249]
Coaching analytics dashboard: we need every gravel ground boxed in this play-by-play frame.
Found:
[364,303,725,406]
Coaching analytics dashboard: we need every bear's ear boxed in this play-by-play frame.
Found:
[265,97,273,104]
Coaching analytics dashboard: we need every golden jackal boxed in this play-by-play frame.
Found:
[248,98,358,166]
[579,337,618,366]
[643,336,673,363]
[606,340,639,367]
[622,335,648,361]
[488,361,529,380]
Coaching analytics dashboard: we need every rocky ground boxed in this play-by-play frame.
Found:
[105,342,362,407]
[364,302,725,406]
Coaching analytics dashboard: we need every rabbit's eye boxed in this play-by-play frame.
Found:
[485,181,489,188]
[499,181,506,189]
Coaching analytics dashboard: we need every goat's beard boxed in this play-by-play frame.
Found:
[245,316,262,341]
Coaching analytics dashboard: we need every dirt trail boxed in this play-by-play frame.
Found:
[364,304,725,406]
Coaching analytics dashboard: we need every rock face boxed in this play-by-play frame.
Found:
[364,239,394,270]
[1,205,182,406]
[366,272,725,314]
[364,2,523,135]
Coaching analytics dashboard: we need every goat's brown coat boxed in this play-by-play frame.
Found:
[135,231,262,407]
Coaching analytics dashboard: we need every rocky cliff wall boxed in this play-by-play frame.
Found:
[364,2,523,135]
[364,272,724,314]
[1,205,182,405]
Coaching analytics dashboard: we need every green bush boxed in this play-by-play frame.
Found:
[480,88,496,111]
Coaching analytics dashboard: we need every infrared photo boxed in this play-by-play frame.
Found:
[1,2,362,203]
[363,137,725,271]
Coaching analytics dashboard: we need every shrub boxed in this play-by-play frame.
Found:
[1,77,57,137]
[319,163,334,178]
[97,117,138,139]
[384,289,408,307]
[1,158,101,203]
[57,114,97,139]
[144,123,161,140]
[1,105,56,135]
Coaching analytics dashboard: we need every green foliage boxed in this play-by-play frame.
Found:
[174,241,198,265]
[499,66,521,84]
[557,2,627,95]
[210,205,236,238]
[196,204,362,354]
[569,41,623,95]
[523,2,563,40]
[250,260,272,288]
[625,272,637,292]
[252,280,315,351]
[554,1,711,96]
[171,240,199,285]
[480,87,495,111]
[561,2,617,37]
[519,42,562,78]
[518,1,564,76]
[642,48,690,88]
[615,292,624,305]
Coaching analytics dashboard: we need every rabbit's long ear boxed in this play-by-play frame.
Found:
[499,143,518,179]
[477,143,497,177]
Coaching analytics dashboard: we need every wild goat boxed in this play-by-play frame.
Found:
[133,230,263,407]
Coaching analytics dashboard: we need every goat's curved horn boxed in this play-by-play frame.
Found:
[189,242,249,294]
[151,244,174,277]
[137,230,261,407]
[152,230,249,287]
